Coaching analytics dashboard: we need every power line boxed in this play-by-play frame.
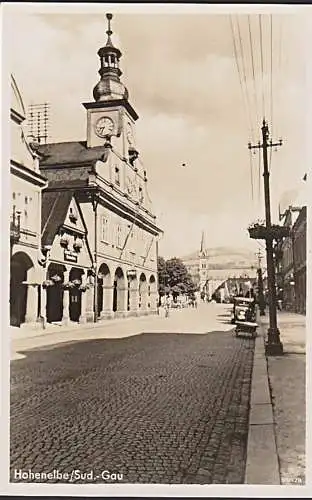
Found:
[258,14,265,119]
[248,15,259,128]
[268,14,274,174]
[275,16,283,142]
[249,149,255,203]
[235,15,255,141]
[258,141,261,209]
[229,15,254,141]
[270,14,273,133]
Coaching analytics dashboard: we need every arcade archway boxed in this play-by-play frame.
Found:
[113,267,126,313]
[149,274,157,310]
[69,268,84,322]
[10,251,35,327]
[97,263,111,317]
[139,273,148,312]
[46,263,66,323]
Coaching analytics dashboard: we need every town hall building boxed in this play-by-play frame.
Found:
[36,13,162,325]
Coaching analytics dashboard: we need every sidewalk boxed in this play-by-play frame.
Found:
[248,311,306,485]
[10,303,234,360]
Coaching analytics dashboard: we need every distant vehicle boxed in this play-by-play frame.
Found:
[231,297,256,324]
[231,296,258,338]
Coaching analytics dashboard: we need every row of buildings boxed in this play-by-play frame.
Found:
[274,205,307,314]
[10,14,162,329]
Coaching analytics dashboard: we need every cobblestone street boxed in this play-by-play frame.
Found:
[10,310,254,484]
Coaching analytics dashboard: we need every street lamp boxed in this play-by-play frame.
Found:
[88,168,100,323]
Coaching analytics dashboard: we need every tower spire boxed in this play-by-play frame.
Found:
[105,13,114,46]
[93,13,129,102]
[200,230,207,257]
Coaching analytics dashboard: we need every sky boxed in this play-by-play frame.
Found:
[5,4,310,259]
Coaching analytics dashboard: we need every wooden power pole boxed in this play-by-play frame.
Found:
[248,120,283,355]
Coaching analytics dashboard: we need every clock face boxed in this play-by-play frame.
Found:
[94,116,114,138]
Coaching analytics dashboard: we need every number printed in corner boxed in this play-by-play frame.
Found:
[290,477,304,485]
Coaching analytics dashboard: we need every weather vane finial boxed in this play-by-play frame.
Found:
[106,13,113,37]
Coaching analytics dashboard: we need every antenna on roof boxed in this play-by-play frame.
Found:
[27,102,51,144]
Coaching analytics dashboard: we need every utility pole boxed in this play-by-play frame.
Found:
[248,120,283,355]
[256,249,265,316]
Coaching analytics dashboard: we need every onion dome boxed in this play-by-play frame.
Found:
[93,13,129,102]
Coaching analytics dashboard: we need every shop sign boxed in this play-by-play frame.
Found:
[64,249,78,263]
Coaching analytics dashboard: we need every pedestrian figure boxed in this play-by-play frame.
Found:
[164,295,170,318]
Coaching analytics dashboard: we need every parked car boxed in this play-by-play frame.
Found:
[231,297,256,324]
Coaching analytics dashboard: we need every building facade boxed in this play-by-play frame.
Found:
[10,75,47,327]
[36,14,162,325]
[40,191,93,325]
[275,205,306,313]
[293,206,307,314]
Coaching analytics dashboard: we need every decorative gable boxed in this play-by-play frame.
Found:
[63,197,85,234]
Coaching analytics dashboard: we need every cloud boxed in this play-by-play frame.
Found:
[6,9,308,258]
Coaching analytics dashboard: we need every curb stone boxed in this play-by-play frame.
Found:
[244,320,280,485]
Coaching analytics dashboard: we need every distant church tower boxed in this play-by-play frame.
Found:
[199,230,207,258]
[198,231,209,298]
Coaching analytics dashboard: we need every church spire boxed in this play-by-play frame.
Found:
[200,230,207,257]
[93,13,129,102]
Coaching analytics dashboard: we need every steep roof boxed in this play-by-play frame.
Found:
[11,74,26,119]
[41,190,74,246]
[38,141,110,166]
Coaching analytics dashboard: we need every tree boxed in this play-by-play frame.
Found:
[166,258,188,288]
[157,256,169,297]
[157,256,197,300]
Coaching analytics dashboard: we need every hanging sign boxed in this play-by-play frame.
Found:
[64,249,78,263]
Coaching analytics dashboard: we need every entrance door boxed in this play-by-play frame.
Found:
[47,284,63,323]
[69,288,81,322]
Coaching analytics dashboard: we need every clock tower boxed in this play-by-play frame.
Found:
[83,13,139,159]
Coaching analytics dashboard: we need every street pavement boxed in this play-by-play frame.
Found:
[261,311,306,485]
[10,303,235,360]
[10,303,255,484]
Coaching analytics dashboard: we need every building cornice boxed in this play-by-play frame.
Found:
[44,182,162,237]
[82,99,139,121]
[11,160,48,187]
